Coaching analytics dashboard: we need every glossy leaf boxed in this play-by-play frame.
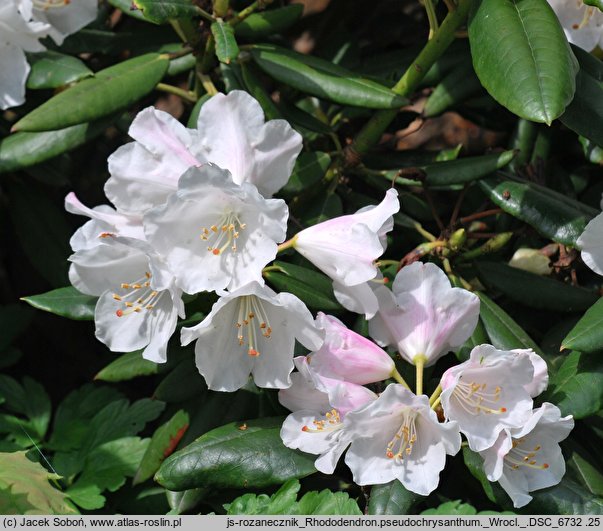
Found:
[155,417,316,491]
[524,477,603,514]
[94,351,163,382]
[27,51,92,90]
[250,44,408,109]
[368,480,424,515]
[280,152,331,196]
[107,0,147,20]
[0,118,113,174]
[546,351,603,419]
[153,357,207,403]
[462,447,511,507]
[562,298,603,353]
[14,54,169,132]
[468,0,578,124]
[133,410,190,485]
[478,176,597,246]
[477,292,545,356]
[211,21,240,65]
[0,376,51,441]
[21,287,97,321]
[235,5,304,40]
[475,262,599,313]
[264,262,343,311]
[423,61,482,117]
[132,0,202,23]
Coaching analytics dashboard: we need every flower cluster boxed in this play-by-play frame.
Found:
[0,0,97,110]
[66,90,398,383]
[66,91,573,509]
[279,262,573,508]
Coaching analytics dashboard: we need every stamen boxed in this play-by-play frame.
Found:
[113,273,164,318]
[386,409,418,462]
[33,0,70,9]
[505,437,549,471]
[234,296,274,356]
[301,409,342,433]
[451,379,507,415]
[201,212,246,256]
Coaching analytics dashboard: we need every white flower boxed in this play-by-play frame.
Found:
[0,0,97,110]
[440,345,534,451]
[143,164,288,294]
[479,403,574,508]
[180,283,323,392]
[293,189,400,287]
[548,0,603,52]
[307,312,395,384]
[23,0,98,45]
[0,1,50,110]
[69,235,184,363]
[577,211,603,276]
[369,261,480,366]
[344,384,461,495]
[280,357,376,474]
[105,91,302,213]
[511,348,549,397]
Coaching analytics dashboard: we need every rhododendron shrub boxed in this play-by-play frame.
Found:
[2,0,602,517]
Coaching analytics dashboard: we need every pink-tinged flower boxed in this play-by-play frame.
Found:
[369,261,480,366]
[577,212,603,276]
[548,0,603,52]
[280,357,376,474]
[293,189,400,287]
[180,283,323,392]
[344,385,461,495]
[479,403,574,508]
[510,349,549,397]
[440,345,534,452]
[143,164,288,294]
[65,193,144,251]
[105,91,302,213]
[194,90,302,197]
[69,235,184,363]
[307,312,394,384]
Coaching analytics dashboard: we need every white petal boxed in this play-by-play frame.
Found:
[0,42,28,110]
[548,0,602,51]
[33,0,96,43]
[278,370,331,412]
[578,212,603,276]
[333,279,380,319]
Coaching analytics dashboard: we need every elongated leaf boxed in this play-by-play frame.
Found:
[478,176,597,246]
[567,443,603,497]
[153,357,207,403]
[546,351,603,419]
[423,61,482,117]
[477,291,545,356]
[14,53,169,132]
[211,21,239,65]
[0,117,112,174]
[134,410,189,485]
[476,262,599,313]
[368,480,424,515]
[264,262,342,311]
[22,287,96,321]
[562,298,603,353]
[250,44,408,109]
[27,51,92,90]
[133,0,202,23]
[108,0,147,20]
[468,0,578,124]
[95,351,163,382]
[524,477,603,514]
[280,152,331,196]
[235,5,304,40]
[155,417,316,490]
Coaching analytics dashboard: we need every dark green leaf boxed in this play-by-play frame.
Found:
[235,5,304,40]
[368,480,424,515]
[0,117,113,174]
[423,61,482,117]
[22,287,97,321]
[463,447,511,506]
[422,500,514,515]
[476,262,599,313]
[27,51,92,90]
[579,136,603,165]
[468,0,578,124]
[211,21,240,65]
[225,479,300,515]
[107,0,147,20]
[133,410,189,485]
[14,53,169,132]
[546,351,603,419]
[478,176,597,246]
[166,488,207,514]
[524,477,603,514]
[567,443,603,497]
[153,357,207,403]
[280,152,331,196]
[0,304,34,352]
[250,44,408,109]
[477,291,545,356]
[265,261,343,312]
[0,376,51,440]
[155,417,316,491]
[584,0,603,9]
[296,489,362,515]
[132,0,202,23]
[562,298,603,353]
